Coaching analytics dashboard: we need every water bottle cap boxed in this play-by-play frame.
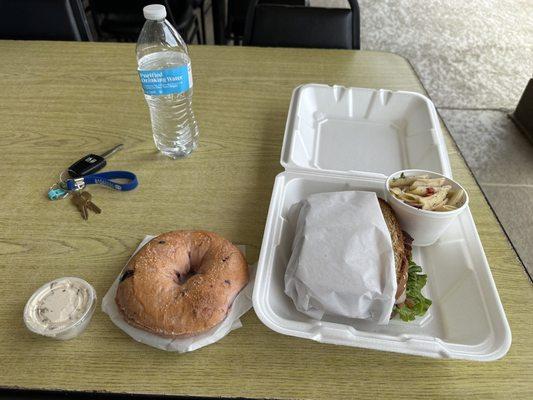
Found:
[143,4,167,20]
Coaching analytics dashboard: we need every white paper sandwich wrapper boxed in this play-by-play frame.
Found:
[285,191,396,325]
[102,235,253,353]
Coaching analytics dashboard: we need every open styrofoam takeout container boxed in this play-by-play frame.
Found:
[253,84,511,361]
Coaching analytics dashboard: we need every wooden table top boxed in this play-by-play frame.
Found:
[0,41,531,399]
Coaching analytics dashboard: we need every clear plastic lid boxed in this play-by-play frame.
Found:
[24,277,96,338]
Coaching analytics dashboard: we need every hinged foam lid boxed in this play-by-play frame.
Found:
[281,84,452,178]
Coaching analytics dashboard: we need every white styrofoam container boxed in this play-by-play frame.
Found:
[280,84,452,179]
[253,84,511,361]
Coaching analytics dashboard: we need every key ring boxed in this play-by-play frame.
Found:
[47,170,71,200]
[59,170,70,187]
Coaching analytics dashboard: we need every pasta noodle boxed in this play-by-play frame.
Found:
[388,174,428,188]
[410,178,446,188]
[389,174,464,212]
[447,189,464,207]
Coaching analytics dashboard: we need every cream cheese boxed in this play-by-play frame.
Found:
[24,277,96,340]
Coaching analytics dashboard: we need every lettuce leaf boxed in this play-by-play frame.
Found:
[393,260,432,322]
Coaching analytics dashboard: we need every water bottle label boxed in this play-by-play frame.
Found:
[138,64,192,95]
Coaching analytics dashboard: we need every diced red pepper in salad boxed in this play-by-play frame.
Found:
[425,187,436,196]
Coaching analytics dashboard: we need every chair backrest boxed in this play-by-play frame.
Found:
[88,0,188,41]
[228,0,308,41]
[0,0,92,41]
[244,0,360,49]
[89,0,174,26]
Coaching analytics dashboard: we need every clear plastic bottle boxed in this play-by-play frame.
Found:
[136,4,199,158]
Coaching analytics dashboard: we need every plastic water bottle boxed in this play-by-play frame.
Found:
[136,4,199,158]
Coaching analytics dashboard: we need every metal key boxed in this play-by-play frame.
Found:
[71,191,88,220]
[80,191,101,214]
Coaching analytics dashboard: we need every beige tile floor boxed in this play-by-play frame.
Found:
[439,109,533,280]
[203,1,533,278]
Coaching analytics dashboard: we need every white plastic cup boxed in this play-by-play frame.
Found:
[385,169,469,246]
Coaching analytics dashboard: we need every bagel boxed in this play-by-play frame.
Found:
[115,230,249,337]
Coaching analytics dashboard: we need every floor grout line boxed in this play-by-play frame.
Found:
[479,182,533,189]
[437,107,513,112]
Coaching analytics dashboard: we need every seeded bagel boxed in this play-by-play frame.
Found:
[115,230,249,338]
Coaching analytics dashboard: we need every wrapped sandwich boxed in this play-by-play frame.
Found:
[285,191,431,324]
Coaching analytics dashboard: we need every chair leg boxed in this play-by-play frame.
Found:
[196,18,202,44]
[200,3,207,44]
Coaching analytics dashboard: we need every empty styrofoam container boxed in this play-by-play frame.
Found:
[253,84,511,361]
[281,84,452,179]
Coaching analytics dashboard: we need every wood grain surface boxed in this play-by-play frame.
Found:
[0,41,531,399]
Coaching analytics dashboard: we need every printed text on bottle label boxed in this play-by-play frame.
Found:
[138,64,193,95]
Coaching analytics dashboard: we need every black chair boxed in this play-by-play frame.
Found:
[510,79,533,143]
[227,0,308,45]
[89,0,202,43]
[189,0,207,44]
[0,0,93,41]
[244,0,360,49]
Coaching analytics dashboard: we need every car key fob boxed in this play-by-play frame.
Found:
[67,154,106,178]
[67,144,123,178]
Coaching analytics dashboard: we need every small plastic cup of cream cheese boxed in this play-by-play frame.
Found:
[24,277,96,340]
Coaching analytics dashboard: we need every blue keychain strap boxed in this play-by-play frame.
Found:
[66,171,138,192]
